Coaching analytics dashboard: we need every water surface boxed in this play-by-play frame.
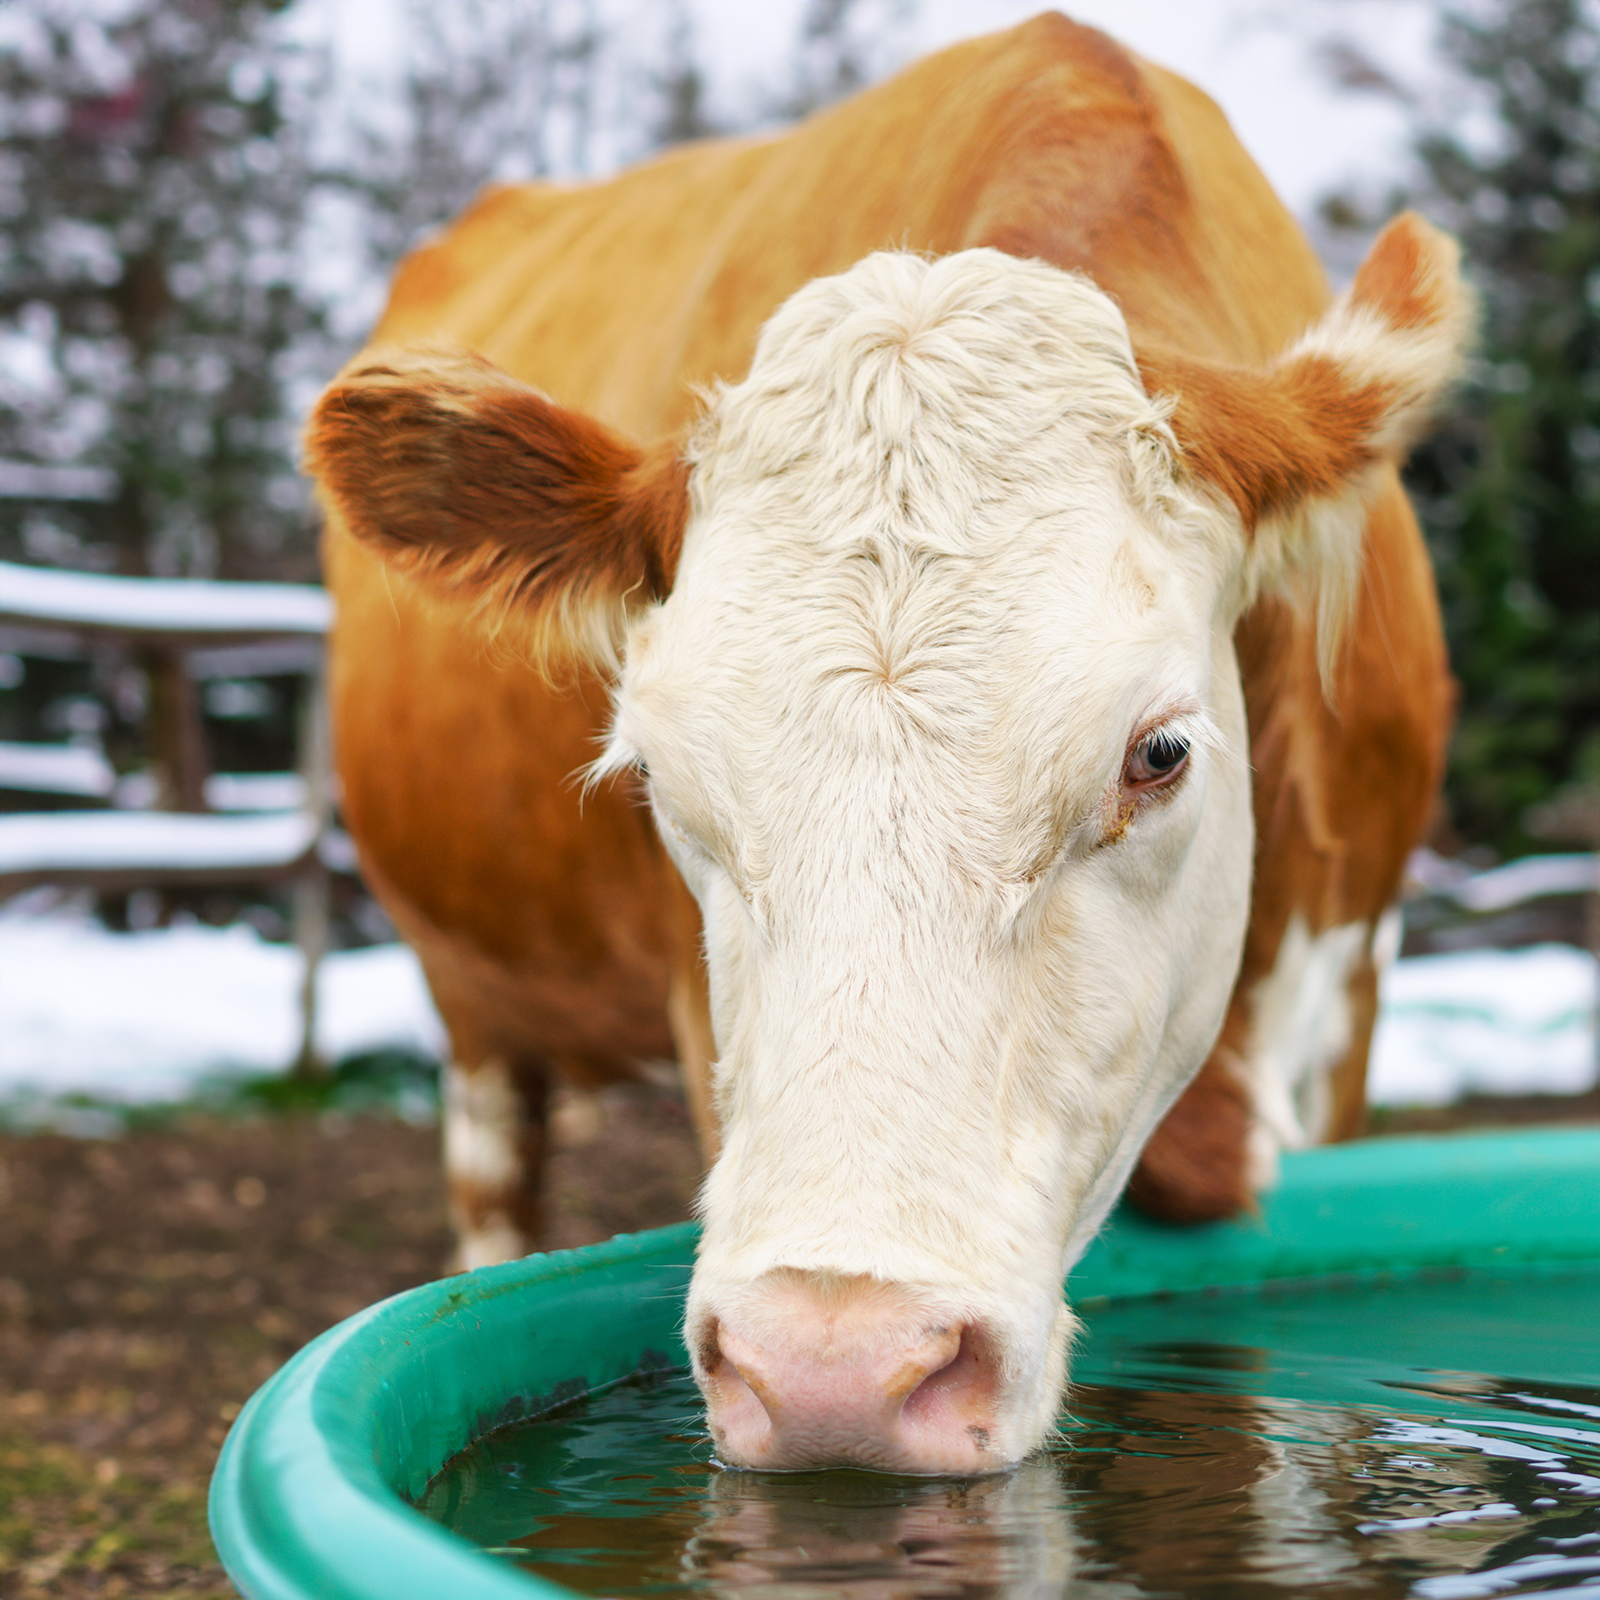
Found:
[421,1270,1600,1597]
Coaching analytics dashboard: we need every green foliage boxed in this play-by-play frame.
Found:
[225,1047,440,1119]
[1332,0,1600,854]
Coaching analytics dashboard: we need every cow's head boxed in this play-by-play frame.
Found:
[309,215,1468,1474]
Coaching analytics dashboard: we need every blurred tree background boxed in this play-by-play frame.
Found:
[0,0,906,586]
[0,0,330,581]
[1322,0,1599,858]
[2,0,1593,859]
[0,0,908,859]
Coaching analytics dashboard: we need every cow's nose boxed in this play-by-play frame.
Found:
[696,1281,1010,1474]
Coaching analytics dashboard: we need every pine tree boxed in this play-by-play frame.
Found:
[1325,0,1599,853]
[0,0,920,588]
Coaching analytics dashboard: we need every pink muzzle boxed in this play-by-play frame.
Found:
[695,1275,1011,1475]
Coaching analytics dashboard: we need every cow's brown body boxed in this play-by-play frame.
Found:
[325,13,1451,1245]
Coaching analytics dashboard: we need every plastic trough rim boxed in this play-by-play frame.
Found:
[209,1129,1600,1600]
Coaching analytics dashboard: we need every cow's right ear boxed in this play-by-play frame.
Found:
[1134,212,1471,687]
[305,346,688,672]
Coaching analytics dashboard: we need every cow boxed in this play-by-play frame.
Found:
[307,13,1465,1474]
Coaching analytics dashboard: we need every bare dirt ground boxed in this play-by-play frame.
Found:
[0,1082,1594,1599]
[0,1080,700,1599]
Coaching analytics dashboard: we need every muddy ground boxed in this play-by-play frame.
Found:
[1,1082,1595,1599]
[0,1078,701,1599]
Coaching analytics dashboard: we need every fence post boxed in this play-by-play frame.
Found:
[292,657,332,1079]
[143,644,209,812]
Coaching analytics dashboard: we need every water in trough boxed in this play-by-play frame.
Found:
[420,1268,1600,1598]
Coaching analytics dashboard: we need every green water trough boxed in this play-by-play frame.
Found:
[209,1128,1600,1600]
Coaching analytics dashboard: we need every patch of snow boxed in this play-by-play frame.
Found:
[0,904,1593,1117]
[318,827,360,874]
[0,740,115,798]
[0,559,331,636]
[1369,944,1598,1107]
[1452,855,1599,914]
[0,908,445,1103]
[0,810,317,876]
[111,771,161,811]
[203,771,308,812]
[0,747,307,812]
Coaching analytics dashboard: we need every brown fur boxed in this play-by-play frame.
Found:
[1351,211,1454,331]
[1135,213,1463,531]
[1138,352,1392,531]
[308,349,687,669]
[314,12,1454,1242]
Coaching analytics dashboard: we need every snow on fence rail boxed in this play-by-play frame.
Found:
[1407,847,1600,914]
[0,741,315,814]
[0,559,335,1074]
[0,811,321,890]
[0,558,331,641]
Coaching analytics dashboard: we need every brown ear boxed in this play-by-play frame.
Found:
[1135,212,1471,643]
[305,346,688,670]
[1137,212,1470,531]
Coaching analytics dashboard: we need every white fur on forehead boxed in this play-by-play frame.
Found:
[691,248,1186,551]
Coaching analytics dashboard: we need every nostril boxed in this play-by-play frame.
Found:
[882,1324,962,1401]
[900,1325,1000,1441]
[700,1324,767,1411]
[698,1328,779,1460]
[693,1317,723,1379]
[694,1299,1014,1473]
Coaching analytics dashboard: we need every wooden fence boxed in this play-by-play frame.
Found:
[0,560,336,1074]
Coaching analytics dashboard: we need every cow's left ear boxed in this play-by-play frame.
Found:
[305,346,689,673]
[1135,212,1471,644]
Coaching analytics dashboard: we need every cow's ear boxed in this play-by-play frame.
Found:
[1136,212,1471,662]
[305,346,688,673]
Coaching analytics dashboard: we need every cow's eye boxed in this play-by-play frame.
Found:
[1125,729,1191,788]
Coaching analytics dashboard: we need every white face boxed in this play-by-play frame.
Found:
[603,251,1255,1471]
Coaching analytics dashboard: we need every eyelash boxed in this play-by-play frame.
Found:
[1121,727,1193,793]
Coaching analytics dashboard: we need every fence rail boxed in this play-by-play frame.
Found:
[0,559,335,1075]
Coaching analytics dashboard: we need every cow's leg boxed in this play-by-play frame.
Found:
[1324,906,1399,1141]
[1126,1034,1255,1222]
[442,1052,551,1270]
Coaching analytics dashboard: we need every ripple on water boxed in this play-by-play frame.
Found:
[419,1269,1600,1598]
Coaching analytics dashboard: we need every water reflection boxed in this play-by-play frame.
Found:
[667,1388,1374,1600]
[424,1273,1600,1600]
[682,1461,1078,1599]
[1066,1386,1341,1599]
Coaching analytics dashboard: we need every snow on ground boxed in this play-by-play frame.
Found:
[0,903,1594,1115]
[0,907,444,1106]
[1369,944,1597,1107]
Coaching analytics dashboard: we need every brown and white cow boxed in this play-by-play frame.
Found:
[307,14,1464,1473]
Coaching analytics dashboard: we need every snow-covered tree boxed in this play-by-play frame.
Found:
[0,0,333,580]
